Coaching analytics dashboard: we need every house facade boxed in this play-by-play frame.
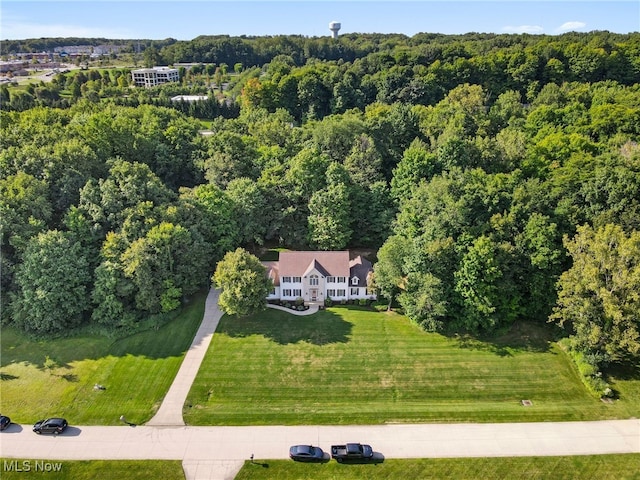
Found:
[263,251,375,303]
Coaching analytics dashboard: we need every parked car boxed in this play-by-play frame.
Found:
[331,443,374,462]
[289,444,326,462]
[0,415,10,431]
[33,418,68,435]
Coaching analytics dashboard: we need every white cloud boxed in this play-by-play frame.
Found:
[556,21,587,33]
[502,25,544,34]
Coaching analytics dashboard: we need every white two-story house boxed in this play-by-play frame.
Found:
[263,251,375,304]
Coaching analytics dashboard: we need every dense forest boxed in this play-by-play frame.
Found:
[1,31,639,396]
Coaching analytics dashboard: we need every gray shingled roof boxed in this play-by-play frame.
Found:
[349,255,373,286]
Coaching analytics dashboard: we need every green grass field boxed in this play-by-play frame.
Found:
[234,454,640,480]
[3,455,638,480]
[184,306,640,425]
[0,292,206,425]
[0,460,184,480]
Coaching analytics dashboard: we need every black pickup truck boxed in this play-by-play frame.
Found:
[330,443,374,462]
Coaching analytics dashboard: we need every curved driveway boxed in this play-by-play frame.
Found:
[1,289,639,479]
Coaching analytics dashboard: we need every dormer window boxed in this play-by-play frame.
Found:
[351,276,359,285]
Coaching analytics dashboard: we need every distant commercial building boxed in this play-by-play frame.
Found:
[173,62,203,70]
[131,66,179,87]
[171,95,208,102]
[0,60,29,73]
[54,45,123,56]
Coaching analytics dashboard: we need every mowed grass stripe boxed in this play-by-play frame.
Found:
[0,459,184,480]
[233,454,640,480]
[184,306,640,425]
[0,291,207,425]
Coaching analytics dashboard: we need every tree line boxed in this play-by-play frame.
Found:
[1,32,638,388]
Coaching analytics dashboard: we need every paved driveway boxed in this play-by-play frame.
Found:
[147,289,223,426]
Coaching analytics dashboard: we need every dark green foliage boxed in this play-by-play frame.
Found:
[213,247,272,316]
[454,236,520,332]
[308,182,352,250]
[12,230,92,334]
[3,31,640,368]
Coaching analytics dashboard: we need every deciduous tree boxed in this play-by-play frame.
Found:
[308,183,352,250]
[552,224,640,364]
[213,248,272,316]
[12,230,91,334]
[373,235,410,310]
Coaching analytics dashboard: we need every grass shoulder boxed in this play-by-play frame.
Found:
[0,459,184,480]
[234,454,640,480]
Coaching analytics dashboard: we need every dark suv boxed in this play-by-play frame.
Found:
[0,415,10,431]
[33,418,68,435]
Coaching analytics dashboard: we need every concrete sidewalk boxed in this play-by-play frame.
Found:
[147,288,223,426]
[1,421,638,477]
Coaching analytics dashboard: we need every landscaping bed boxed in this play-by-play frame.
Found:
[267,299,310,312]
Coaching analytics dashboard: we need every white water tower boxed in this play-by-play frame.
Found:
[329,21,341,38]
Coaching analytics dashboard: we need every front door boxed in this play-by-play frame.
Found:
[310,289,318,301]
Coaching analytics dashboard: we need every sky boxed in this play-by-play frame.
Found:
[1,1,638,41]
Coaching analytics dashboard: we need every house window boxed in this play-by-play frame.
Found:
[337,289,346,297]
[351,287,359,296]
[270,288,276,295]
[293,289,302,297]
[327,276,335,283]
[310,275,319,286]
[282,276,291,283]
[337,277,346,283]
[327,289,336,297]
[292,276,301,283]
[283,289,292,297]
[351,276,359,285]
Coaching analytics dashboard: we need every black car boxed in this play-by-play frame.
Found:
[289,444,325,462]
[33,417,68,435]
[0,415,10,431]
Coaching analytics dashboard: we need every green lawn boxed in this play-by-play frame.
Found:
[0,460,184,480]
[0,291,206,425]
[234,454,640,480]
[3,455,638,480]
[184,306,640,425]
